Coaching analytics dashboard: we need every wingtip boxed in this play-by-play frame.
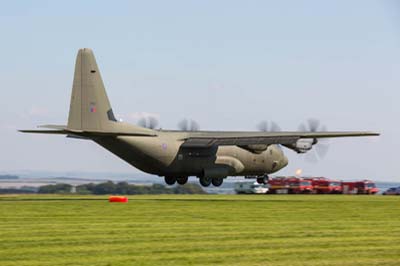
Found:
[18,129,34,133]
[78,48,94,55]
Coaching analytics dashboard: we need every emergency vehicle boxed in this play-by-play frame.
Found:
[234,182,269,194]
[341,180,378,194]
[305,177,342,194]
[268,177,313,194]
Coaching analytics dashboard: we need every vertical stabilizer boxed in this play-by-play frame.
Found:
[67,48,117,131]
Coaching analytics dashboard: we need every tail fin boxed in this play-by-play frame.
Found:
[20,48,157,137]
[67,48,117,131]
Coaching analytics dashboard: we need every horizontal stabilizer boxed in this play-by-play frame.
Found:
[38,124,68,130]
[19,129,68,134]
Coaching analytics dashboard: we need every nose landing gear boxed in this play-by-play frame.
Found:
[256,175,269,184]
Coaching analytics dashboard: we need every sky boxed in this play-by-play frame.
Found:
[0,0,399,181]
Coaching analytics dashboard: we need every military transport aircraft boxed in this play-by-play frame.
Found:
[21,48,379,187]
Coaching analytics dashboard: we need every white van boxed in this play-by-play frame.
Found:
[234,181,269,194]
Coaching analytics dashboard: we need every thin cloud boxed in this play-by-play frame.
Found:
[26,106,50,117]
[118,112,161,123]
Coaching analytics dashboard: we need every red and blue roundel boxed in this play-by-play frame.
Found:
[90,103,97,113]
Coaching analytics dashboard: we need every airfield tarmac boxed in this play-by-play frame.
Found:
[0,194,399,266]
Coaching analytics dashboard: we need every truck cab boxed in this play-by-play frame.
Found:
[342,180,379,194]
[306,177,342,194]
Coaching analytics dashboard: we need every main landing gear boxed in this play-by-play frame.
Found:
[164,176,225,187]
[199,177,212,187]
[164,176,188,186]
[199,177,224,187]
[177,177,188,185]
[211,177,224,187]
[164,176,176,185]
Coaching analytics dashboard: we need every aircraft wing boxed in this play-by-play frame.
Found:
[20,125,378,149]
[180,131,379,148]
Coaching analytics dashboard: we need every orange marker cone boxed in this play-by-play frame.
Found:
[109,196,128,203]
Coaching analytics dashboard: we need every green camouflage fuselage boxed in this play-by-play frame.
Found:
[94,131,288,178]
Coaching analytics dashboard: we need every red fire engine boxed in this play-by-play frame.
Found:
[268,177,313,194]
[341,180,379,194]
[305,177,342,194]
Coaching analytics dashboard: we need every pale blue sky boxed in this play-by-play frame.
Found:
[0,1,399,181]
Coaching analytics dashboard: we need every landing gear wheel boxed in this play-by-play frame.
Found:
[256,177,264,184]
[199,177,212,187]
[176,177,188,185]
[211,178,224,187]
[164,176,176,185]
[257,175,269,184]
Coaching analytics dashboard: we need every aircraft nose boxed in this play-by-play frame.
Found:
[281,155,288,168]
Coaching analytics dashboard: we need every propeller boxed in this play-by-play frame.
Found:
[298,118,330,161]
[178,119,200,131]
[138,116,159,129]
[257,120,281,132]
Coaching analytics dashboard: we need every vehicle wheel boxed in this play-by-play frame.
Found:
[212,178,224,187]
[177,177,188,185]
[199,177,212,187]
[164,176,176,185]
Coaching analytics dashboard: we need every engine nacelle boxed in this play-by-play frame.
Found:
[294,139,314,153]
[239,144,269,154]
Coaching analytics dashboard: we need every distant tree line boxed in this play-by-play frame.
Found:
[0,175,19,179]
[38,183,73,194]
[37,181,207,195]
[0,188,35,194]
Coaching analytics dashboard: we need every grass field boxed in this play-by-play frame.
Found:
[0,194,399,266]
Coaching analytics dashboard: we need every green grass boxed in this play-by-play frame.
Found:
[0,194,399,266]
